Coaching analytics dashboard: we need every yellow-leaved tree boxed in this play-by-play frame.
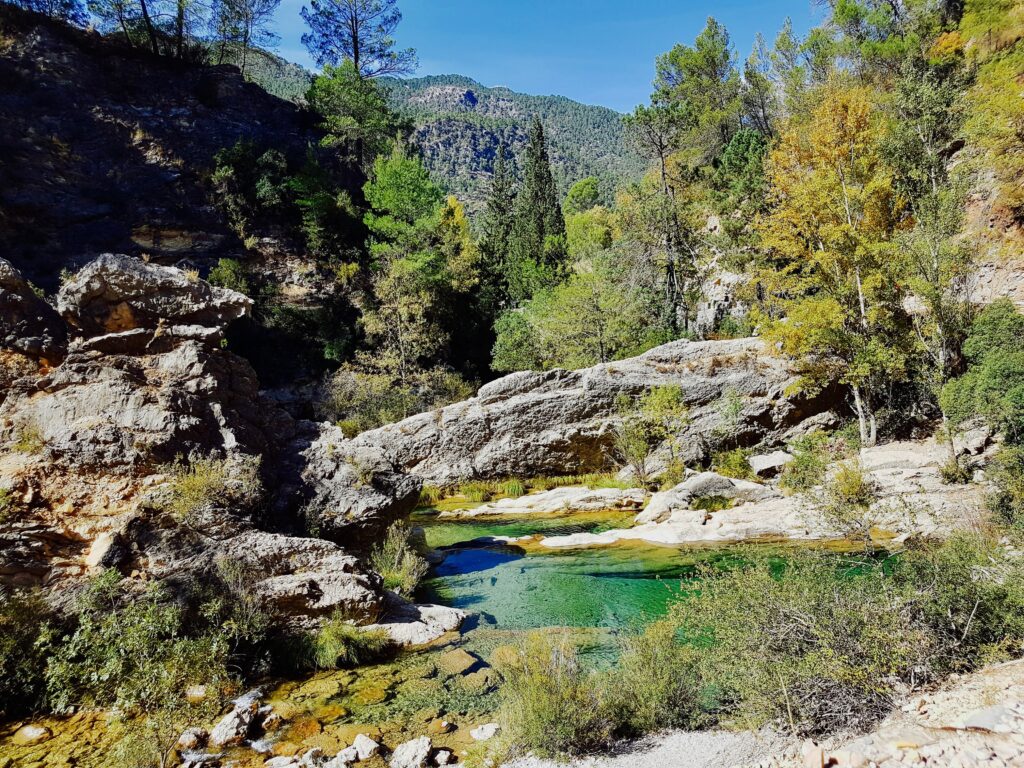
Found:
[754,83,914,446]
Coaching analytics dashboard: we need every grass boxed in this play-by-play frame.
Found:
[711,447,754,480]
[312,617,392,670]
[370,522,429,597]
[159,455,261,523]
[10,424,44,455]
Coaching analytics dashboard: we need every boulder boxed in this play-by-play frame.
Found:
[636,472,780,524]
[363,592,465,646]
[352,733,382,761]
[0,258,66,362]
[11,724,51,746]
[56,253,251,338]
[749,450,795,478]
[470,723,500,741]
[440,486,647,518]
[389,736,432,768]
[354,338,840,485]
[209,689,262,746]
[433,750,454,766]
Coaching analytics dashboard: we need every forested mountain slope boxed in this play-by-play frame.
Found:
[381,75,645,209]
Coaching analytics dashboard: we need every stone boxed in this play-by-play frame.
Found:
[441,486,647,518]
[748,450,795,478]
[264,759,300,768]
[0,259,66,362]
[634,472,780,525]
[389,736,432,768]
[427,719,455,736]
[802,741,824,768]
[352,733,382,760]
[11,724,52,746]
[433,751,454,766]
[353,338,840,484]
[470,723,500,742]
[208,689,262,746]
[364,592,465,646]
[56,254,252,338]
[177,728,208,750]
[437,648,480,676]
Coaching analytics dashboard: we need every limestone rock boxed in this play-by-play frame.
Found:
[364,592,465,646]
[389,736,432,768]
[440,486,646,518]
[749,451,795,478]
[470,723,500,741]
[56,254,251,338]
[433,750,454,766]
[354,338,838,485]
[11,724,51,746]
[636,472,780,524]
[208,689,262,746]
[0,258,66,362]
[352,733,382,760]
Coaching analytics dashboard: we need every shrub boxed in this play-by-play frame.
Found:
[815,461,878,542]
[418,484,445,507]
[370,522,430,597]
[498,632,613,758]
[11,423,44,454]
[501,479,527,498]
[160,454,262,524]
[312,616,391,670]
[987,446,1024,530]
[0,488,18,524]
[691,495,732,513]
[780,431,831,493]
[0,588,52,718]
[459,481,495,503]
[712,448,754,480]
[207,258,252,295]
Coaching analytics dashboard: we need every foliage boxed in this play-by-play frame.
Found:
[711,448,753,480]
[814,460,879,543]
[613,387,688,486]
[207,257,251,294]
[779,430,831,492]
[299,0,416,76]
[563,176,602,215]
[497,632,613,758]
[0,487,18,524]
[159,454,262,524]
[369,522,429,597]
[312,616,391,669]
[0,588,53,718]
[459,481,494,503]
[11,422,45,454]
[985,446,1024,531]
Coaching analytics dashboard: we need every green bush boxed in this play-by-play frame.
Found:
[207,258,252,295]
[159,454,262,524]
[498,632,613,758]
[780,431,831,493]
[460,481,495,503]
[712,448,754,480]
[0,588,53,718]
[987,446,1024,530]
[370,522,430,597]
[418,484,445,507]
[814,461,879,542]
[312,616,391,670]
[501,478,527,498]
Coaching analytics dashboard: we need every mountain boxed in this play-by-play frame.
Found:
[237,58,645,211]
[381,75,646,210]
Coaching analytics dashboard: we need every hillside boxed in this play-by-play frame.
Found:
[381,75,645,209]
[238,58,644,210]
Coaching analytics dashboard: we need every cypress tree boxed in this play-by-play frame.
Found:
[507,117,566,304]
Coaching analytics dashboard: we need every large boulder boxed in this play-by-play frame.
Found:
[56,253,251,338]
[354,338,840,485]
[0,258,66,362]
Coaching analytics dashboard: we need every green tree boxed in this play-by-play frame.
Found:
[478,142,517,312]
[563,177,602,215]
[507,117,567,304]
[300,0,417,76]
[307,60,409,166]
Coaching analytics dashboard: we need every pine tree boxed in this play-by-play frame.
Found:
[478,143,516,310]
[507,117,566,304]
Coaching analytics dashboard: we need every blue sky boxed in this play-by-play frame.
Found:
[272,0,826,112]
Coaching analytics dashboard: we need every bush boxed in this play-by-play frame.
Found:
[418,484,445,507]
[712,448,754,480]
[207,258,252,295]
[987,446,1024,530]
[0,588,52,718]
[780,431,831,493]
[0,488,19,524]
[370,522,430,597]
[498,632,613,758]
[312,616,391,670]
[501,479,527,498]
[459,481,495,503]
[159,454,262,524]
[815,461,878,542]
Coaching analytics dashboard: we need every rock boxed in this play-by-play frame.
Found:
[389,736,432,768]
[56,254,251,338]
[324,746,358,767]
[177,727,209,750]
[208,689,261,746]
[802,741,824,768]
[352,733,382,761]
[354,338,840,485]
[748,450,795,478]
[300,748,327,767]
[427,719,455,736]
[470,723,500,742]
[364,592,465,646]
[0,258,66,362]
[440,486,647,518]
[264,758,300,768]
[433,750,454,766]
[437,648,481,676]
[636,472,780,524]
[11,724,52,746]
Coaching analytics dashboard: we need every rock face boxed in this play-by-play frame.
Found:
[440,486,647,518]
[0,257,67,362]
[355,338,840,485]
[57,253,252,338]
[0,256,414,630]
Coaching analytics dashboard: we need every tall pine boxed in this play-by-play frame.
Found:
[479,143,516,312]
[507,117,566,304]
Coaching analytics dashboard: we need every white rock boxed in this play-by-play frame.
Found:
[364,592,465,646]
[470,723,500,741]
[264,758,300,768]
[433,750,454,766]
[748,450,794,478]
[389,736,433,768]
[440,486,646,518]
[353,733,382,760]
[208,689,262,746]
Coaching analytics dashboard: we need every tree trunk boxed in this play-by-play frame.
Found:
[139,0,160,55]
[851,384,878,448]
